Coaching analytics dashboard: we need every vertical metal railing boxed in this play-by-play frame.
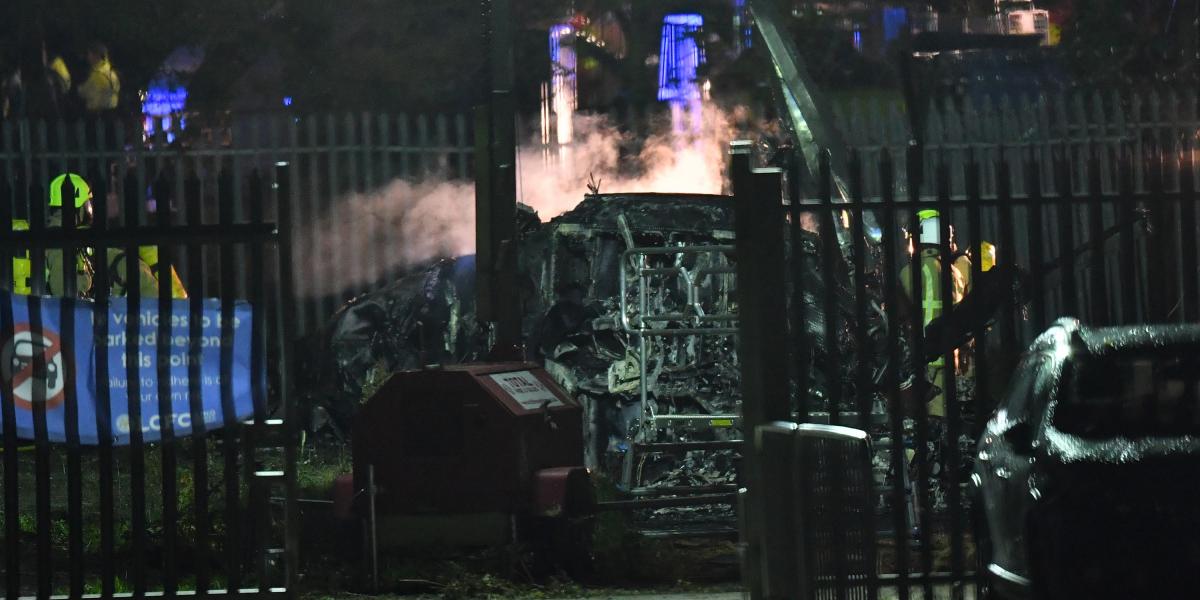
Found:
[741,133,1200,598]
[0,115,299,599]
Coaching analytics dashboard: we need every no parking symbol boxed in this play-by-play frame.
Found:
[1,324,68,411]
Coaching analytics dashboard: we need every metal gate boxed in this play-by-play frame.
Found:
[0,119,298,599]
[737,135,1199,598]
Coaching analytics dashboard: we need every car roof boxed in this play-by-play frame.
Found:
[1036,320,1200,463]
[1073,323,1200,357]
[1031,318,1200,361]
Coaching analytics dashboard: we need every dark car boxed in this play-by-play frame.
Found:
[974,318,1200,599]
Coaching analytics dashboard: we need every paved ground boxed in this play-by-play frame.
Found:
[558,595,741,600]
[556,586,977,600]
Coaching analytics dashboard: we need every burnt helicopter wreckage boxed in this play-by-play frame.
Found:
[311,192,919,502]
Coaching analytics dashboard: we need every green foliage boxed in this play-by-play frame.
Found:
[17,513,35,535]
[81,575,132,595]
[296,446,350,498]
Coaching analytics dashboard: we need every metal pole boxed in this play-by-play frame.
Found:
[734,141,793,599]
[475,0,521,358]
[368,464,379,592]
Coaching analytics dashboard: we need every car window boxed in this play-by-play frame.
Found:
[1057,352,1200,438]
[998,352,1049,426]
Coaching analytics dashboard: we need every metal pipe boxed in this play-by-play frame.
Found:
[637,328,739,337]
[622,245,735,257]
[652,413,739,421]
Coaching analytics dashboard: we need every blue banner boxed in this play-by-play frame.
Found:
[0,292,258,444]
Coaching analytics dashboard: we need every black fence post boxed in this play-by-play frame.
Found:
[1054,145,1078,318]
[1117,144,1139,324]
[995,151,1018,351]
[734,141,792,599]
[935,153,964,584]
[788,149,811,424]
[1026,151,1047,331]
[184,155,212,597]
[905,143,935,597]
[1086,146,1110,325]
[29,119,54,600]
[816,149,850,594]
[1146,143,1171,322]
[218,157,243,594]
[1180,140,1199,322]
[878,148,912,600]
[154,153,179,597]
[0,120,20,600]
[90,116,117,599]
[275,157,301,594]
[966,153,990,433]
[848,148,880,600]
[55,136,86,600]
[123,127,149,597]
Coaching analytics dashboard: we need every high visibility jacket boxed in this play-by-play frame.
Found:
[9,219,92,296]
[48,56,71,94]
[78,59,119,112]
[46,246,93,297]
[900,247,968,329]
[10,220,35,295]
[8,213,187,298]
[900,247,969,418]
[136,246,187,299]
[107,247,187,299]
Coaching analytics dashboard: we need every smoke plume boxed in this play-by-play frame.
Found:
[298,105,735,298]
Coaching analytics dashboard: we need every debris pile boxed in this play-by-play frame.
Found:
[310,192,914,497]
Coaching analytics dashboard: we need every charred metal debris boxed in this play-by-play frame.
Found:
[303,192,925,510]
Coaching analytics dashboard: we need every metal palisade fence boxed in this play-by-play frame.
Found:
[4,113,476,340]
[0,116,301,598]
[736,132,1199,598]
[834,86,1200,201]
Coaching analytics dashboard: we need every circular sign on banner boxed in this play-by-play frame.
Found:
[0,324,68,411]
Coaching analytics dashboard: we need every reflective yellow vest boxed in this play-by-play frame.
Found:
[137,246,187,299]
[107,247,187,299]
[900,248,969,365]
[8,217,186,299]
[901,248,968,326]
[11,219,34,295]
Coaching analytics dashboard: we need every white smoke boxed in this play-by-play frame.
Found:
[516,105,733,217]
[297,105,736,298]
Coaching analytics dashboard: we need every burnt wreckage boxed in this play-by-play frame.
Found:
[316,193,917,504]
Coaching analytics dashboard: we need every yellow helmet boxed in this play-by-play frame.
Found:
[917,209,940,245]
[49,173,91,209]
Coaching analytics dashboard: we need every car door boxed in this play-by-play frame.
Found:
[976,351,1050,580]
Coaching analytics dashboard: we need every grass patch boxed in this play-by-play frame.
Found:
[297,444,351,498]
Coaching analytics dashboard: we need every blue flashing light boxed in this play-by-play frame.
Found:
[853,30,863,51]
[657,13,706,102]
[166,132,176,144]
[282,96,294,107]
[664,13,703,27]
[142,83,187,117]
[733,0,753,50]
[549,24,572,65]
[883,7,908,42]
